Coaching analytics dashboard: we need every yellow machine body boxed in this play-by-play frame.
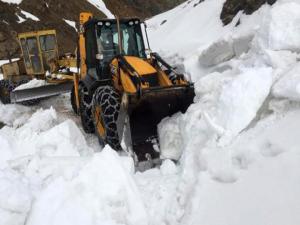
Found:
[18,30,59,76]
[0,29,76,103]
[72,13,195,163]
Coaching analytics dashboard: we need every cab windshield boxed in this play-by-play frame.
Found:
[96,21,146,61]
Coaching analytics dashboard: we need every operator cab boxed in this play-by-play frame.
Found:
[18,30,58,76]
[84,18,146,80]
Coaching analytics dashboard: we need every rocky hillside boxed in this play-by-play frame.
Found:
[0,0,184,59]
[0,0,277,59]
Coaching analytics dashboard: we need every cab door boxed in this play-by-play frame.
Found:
[39,34,58,72]
[20,36,44,75]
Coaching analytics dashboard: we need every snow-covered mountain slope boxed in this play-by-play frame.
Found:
[1,0,300,225]
[148,0,300,224]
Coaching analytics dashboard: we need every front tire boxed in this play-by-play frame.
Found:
[0,80,13,104]
[92,86,122,151]
[79,83,95,133]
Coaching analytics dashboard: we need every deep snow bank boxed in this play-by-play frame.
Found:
[0,107,92,169]
[148,0,300,224]
[26,147,147,225]
[0,104,146,225]
[257,1,300,52]
[0,105,94,225]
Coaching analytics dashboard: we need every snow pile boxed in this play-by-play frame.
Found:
[27,147,147,225]
[0,104,148,225]
[0,103,31,126]
[257,2,300,52]
[180,109,300,225]
[158,113,183,159]
[14,79,46,90]
[87,0,114,19]
[147,0,300,224]
[214,66,273,143]
[0,106,94,165]
[0,106,94,224]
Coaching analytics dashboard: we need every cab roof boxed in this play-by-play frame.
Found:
[84,18,142,29]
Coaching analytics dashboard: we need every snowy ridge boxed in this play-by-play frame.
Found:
[1,0,300,224]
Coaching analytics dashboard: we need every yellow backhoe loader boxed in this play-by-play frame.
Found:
[0,13,195,165]
[72,13,195,164]
[0,30,76,104]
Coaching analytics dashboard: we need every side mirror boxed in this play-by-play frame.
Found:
[145,49,151,59]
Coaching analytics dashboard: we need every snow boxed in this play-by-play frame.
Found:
[0,59,19,66]
[0,169,32,225]
[214,66,273,144]
[16,14,26,23]
[1,0,300,225]
[0,0,22,4]
[158,113,183,159]
[27,146,147,225]
[0,103,31,126]
[64,19,77,31]
[182,109,300,225]
[273,62,300,101]
[147,0,300,224]
[86,0,114,19]
[14,79,46,90]
[147,0,230,57]
[186,152,300,225]
[257,1,300,52]
[19,10,39,22]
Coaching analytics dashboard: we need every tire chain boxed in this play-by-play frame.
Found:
[92,86,122,151]
[79,83,95,133]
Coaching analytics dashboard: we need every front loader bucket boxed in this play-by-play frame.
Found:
[128,84,195,161]
[10,81,73,103]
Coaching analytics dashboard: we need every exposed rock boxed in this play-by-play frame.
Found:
[0,32,6,42]
[221,0,277,25]
[0,0,185,59]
